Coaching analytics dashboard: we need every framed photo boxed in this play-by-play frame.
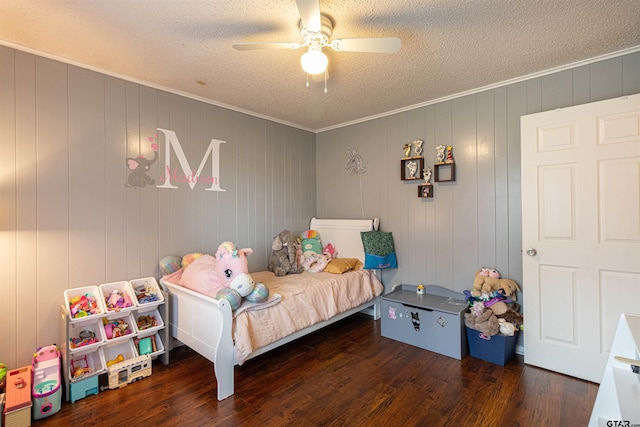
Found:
[418,184,433,198]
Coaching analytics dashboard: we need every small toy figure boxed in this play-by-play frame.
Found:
[106,354,125,368]
[323,243,337,259]
[446,146,454,163]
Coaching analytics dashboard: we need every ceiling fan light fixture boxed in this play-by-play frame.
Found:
[301,47,328,75]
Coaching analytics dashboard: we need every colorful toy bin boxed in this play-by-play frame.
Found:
[31,345,62,420]
[99,281,137,314]
[102,312,135,344]
[64,286,105,322]
[130,277,165,308]
[4,365,32,427]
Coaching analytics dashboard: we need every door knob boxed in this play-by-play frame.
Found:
[526,247,537,256]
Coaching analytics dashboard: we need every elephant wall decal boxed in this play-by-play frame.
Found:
[126,144,158,188]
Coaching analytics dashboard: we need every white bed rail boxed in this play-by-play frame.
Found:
[161,279,235,400]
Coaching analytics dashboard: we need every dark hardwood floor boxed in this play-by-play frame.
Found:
[32,314,598,427]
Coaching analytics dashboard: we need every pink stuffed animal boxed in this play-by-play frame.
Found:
[323,243,337,259]
[180,242,254,297]
[179,241,269,310]
[479,267,500,279]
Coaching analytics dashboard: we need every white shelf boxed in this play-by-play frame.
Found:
[60,283,170,402]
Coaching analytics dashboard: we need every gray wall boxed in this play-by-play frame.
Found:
[1,45,638,368]
[0,46,315,368]
[316,51,640,295]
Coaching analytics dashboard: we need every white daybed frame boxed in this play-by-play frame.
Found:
[160,218,382,401]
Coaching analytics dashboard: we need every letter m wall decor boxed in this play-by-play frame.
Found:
[156,128,226,192]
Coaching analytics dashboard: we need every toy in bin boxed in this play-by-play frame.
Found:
[131,277,162,304]
[68,292,101,319]
[135,335,158,355]
[70,354,95,380]
[0,362,6,392]
[104,288,134,311]
[31,344,62,420]
[4,365,32,427]
[108,355,152,389]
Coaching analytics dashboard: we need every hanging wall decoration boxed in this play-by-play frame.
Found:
[434,144,456,182]
[155,128,226,192]
[418,165,433,198]
[345,149,367,174]
[125,129,227,191]
[400,139,424,181]
[125,135,159,188]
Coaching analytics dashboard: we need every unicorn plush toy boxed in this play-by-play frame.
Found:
[178,241,269,310]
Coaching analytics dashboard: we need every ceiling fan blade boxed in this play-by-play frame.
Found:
[232,42,301,51]
[296,0,321,32]
[330,37,402,53]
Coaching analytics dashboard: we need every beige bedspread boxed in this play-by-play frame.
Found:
[234,270,383,365]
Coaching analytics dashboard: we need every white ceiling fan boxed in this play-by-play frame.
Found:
[232,0,401,81]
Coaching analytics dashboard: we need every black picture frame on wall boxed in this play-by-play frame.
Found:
[434,163,456,182]
[418,184,433,198]
[400,158,424,181]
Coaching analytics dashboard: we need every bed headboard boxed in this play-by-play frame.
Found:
[309,217,380,262]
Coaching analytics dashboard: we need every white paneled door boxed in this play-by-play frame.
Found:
[521,94,640,383]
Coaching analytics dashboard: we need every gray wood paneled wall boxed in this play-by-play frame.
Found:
[1,45,638,368]
[0,46,315,367]
[316,51,640,296]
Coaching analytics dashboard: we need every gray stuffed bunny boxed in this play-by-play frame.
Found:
[269,230,305,276]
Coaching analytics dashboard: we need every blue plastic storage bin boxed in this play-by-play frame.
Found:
[466,327,518,366]
[70,375,99,403]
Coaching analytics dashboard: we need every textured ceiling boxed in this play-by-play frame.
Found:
[1,0,639,132]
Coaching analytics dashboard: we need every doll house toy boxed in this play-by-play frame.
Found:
[31,345,62,420]
[4,365,32,427]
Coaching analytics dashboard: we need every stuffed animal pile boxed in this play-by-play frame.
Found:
[464,267,523,337]
[299,230,338,273]
[269,229,340,274]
